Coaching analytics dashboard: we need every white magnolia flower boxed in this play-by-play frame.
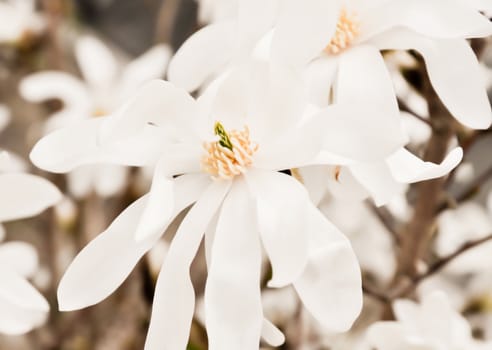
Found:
[20,35,171,198]
[0,0,45,44]
[170,0,492,130]
[367,291,491,350]
[27,60,415,348]
[0,156,61,335]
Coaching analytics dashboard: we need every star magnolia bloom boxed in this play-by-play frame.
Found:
[170,0,492,130]
[20,35,171,198]
[28,61,420,348]
[0,154,61,335]
[367,291,492,350]
[0,0,44,44]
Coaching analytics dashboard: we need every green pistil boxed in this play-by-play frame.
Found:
[214,121,233,151]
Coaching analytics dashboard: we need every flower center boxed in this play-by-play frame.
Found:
[202,122,258,180]
[324,8,360,55]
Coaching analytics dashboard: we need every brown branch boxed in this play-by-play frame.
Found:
[397,97,431,127]
[363,283,390,304]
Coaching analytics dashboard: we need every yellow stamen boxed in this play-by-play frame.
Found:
[324,8,360,55]
[202,123,258,180]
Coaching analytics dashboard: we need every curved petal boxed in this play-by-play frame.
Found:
[271,0,340,67]
[369,29,492,129]
[67,165,96,199]
[360,0,492,41]
[387,147,463,183]
[246,169,309,288]
[94,164,129,197]
[0,242,38,278]
[30,118,166,173]
[0,173,61,222]
[99,79,199,144]
[294,205,362,332]
[298,165,332,205]
[144,180,231,350]
[304,55,339,107]
[237,0,279,50]
[19,72,91,116]
[57,174,209,311]
[205,179,263,350]
[366,322,428,350]
[75,35,117,89]
[0,268,49,335]
[261,319,285,347]
[168,21,236,92]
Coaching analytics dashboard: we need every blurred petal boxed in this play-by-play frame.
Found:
[94,164,128,197]
[168,21,236,92]
[294,206,362,332]
[271,0,340,66]
[0,242,38,278]
[67,165,96,199]
[75,36,117,89]
[366,322,427,350]
[298,165,332,205]
[369,29,492,129]
[0,173,61,222]
[58,174,209,311]
[246,169,309,287]
[387,147,463,183]
[0,268,49,335]
[205,179,263,350]
[145,180,230,350]
[261,319,285,347]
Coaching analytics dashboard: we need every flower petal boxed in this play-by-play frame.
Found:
[0,242,38,278]
[294,205,362,332]
[205,179,263,350]
[0,268,48,335]
[145,180,230,350]
[0,173,61,222]
[271,0,340,67]
[387,147,463,183]
[246,169,309,287]
[58,174,209,311]
[94,164,129,197]
[168,21,236,92]
[369,29,492,129]
[31,118,166,173]
[75,35,117,89]
[261,318,285,347]
[304,55,339,107]
[360,0,492,41]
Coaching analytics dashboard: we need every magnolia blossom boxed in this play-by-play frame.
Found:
[170,0,492,130]
[27,58,426,347]
[20,35,171,198]
[367,291,491,350]
[0,0,45,44]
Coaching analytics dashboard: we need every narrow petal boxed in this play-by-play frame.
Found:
[0,268,49,335]
[75,36,117,89]
[168,21,236,92]
[261,319,285,347]
[0,173,61,222]
[145,180,231,350]
[0,242,38,278]
[246,169,309,287]
[205,179,263,350]
[360,0,492,41]
[58,174,209,311]
[387,147,463,183]
[366,322,423,350]
[369,29,492,129]
[271,0,340,67]
[294,205,362,332]
[31,118,166,173]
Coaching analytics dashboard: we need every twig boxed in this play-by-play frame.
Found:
[397,97,431,127]
[363,283,389,304]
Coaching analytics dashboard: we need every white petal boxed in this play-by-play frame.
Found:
[271,0,340,67]
[31,118,166,173]
[246,169,309,287]
[298,165,332,205]
[0,242,38,278]
[304,55,339,107]
[94,164,129,197]
[145,180,230,350]
[360,0,492,41]
[387,147,463,183]
[119,44,171,97]
[75,35,117,89]
[261,319,285,347]
[366,322,424,350]
[168,21,236,92]
[0,173,61,222]
[99,80,199,144]
[67,165,96,199]
[237,0,279,50]
[205,179,263,350]
[58,174,209,311]
[19,72,91,116]
[0,268,49,335]
[369,29,492,129]
[294,206,362,332]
